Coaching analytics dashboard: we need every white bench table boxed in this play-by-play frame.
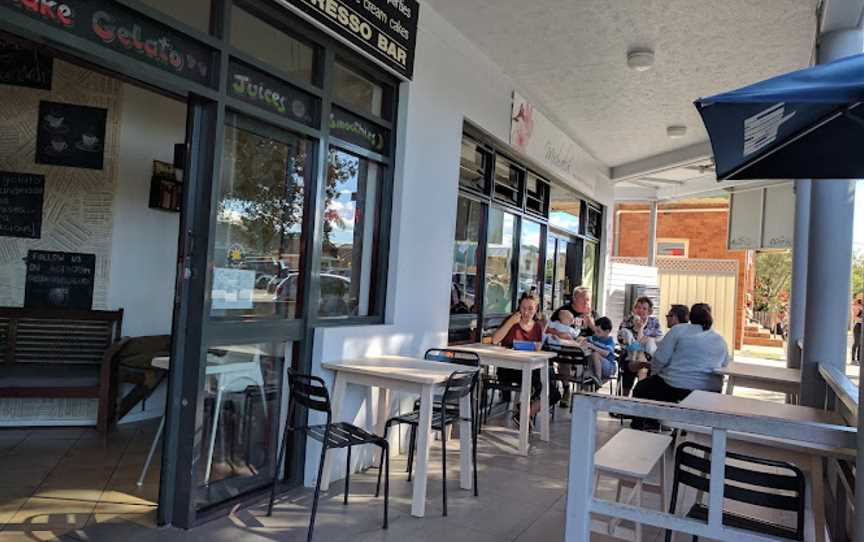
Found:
[594,428,672,541]
[715,362,801,402]
[451,344,556,455]
[321,356,478,518]
[672,391,850,542]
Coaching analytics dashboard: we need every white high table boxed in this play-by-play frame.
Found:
[451,344,556,455]
[715,362,801,402]
[320,356,478,518]
[672,391,851,542]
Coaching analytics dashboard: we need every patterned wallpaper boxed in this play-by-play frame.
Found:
[0,60,121,309]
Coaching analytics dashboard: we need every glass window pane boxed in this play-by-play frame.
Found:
[518,220,541,298]
[317,149,382,318]
[544,237,556,312]
[451,196,481,314]
[333,62,383,117]
[549,183,581,235]
[459,137,490,194]
[231,6,315,83]
[138,0,211,34]
[196,342,287,508]
[555,240,568,308]
[211,116,308,319]
[484,208,515,315]
[582,241,598,299]
[493,156,523,207]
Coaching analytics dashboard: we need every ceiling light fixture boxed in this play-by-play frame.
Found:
[667,125,687,138]
[627,49,655,71]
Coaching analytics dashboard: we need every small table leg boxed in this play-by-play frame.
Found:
[811,456,826,542]
[539,362,550,442]
[320,372,347,491]
[518,366,531,456]
[458,394,473,490]
[725,376,736,396]
[411,384,435,517]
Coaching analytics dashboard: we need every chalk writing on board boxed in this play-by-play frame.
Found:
[0,171,44,239]
[24,250,96,310]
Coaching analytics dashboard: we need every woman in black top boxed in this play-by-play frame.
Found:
[852,297,863,366]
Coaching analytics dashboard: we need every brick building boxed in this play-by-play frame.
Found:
[614,197,755,349]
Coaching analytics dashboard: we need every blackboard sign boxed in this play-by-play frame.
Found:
[0,171,44,239]
[329,106,388,153]
[0,37,52,89]
[228,59,318,127]
[2,0,216,87]
[282,0,419,79]
[24,250,95,310]
[36,101,107,170]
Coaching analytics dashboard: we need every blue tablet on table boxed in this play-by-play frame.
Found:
[512,340,536,351]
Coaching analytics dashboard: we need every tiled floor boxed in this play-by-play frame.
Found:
[0,421,160,541]
[0,364,816,541]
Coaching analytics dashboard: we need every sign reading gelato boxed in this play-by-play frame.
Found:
[2,0,216,87]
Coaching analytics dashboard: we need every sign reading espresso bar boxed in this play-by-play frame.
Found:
[284,0,419,79]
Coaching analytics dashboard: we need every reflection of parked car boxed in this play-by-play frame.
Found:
[274,273,355,317]
[241,257,290,291]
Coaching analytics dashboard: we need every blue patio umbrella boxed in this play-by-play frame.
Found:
[695,52,864,180]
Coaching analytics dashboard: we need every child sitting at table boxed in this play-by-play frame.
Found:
[545,309,581,345]
[578,316,617,387]
[618,317,651,381]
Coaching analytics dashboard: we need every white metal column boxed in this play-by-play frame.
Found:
[646,201,658,267]
[787,179,810,369]
[800,28,861,407]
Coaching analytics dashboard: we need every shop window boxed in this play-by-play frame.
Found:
[138,0,211,34]
[484,207,516,315]
[585,204,602,239]
[543,236,556,312]
[525,173,550,216]
[582,240,598,300]
[451,196,482,315]
[210,114,309,319]
[518,220,542,298]
[657,238,689,257]
[316,148,383,318]
[549,183,581,235]
[459,137,491,195]
[231,5,316,84]
[493,156,524,208]
[333,62,385,118]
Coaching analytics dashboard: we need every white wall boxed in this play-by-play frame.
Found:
[107,84,184,337]
[304,3,614,484]
[108,84,185,423]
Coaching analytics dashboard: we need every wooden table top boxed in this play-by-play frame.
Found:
[681,390,838,425]
[715,362,801,384]
[322,356,478,385]
[454,343,557,362]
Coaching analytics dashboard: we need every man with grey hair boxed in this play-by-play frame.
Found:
[549,286,597,338]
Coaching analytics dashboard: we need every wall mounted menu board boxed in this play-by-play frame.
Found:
[0,37,52,89]
[0,171,44,239]
[1,0,216,87]
[24,250,95,310]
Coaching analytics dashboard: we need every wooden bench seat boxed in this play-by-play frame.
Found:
[0,307,124,429]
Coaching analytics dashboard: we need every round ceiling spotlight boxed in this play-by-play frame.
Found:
[667,125,687,138]
[627,49,655,71]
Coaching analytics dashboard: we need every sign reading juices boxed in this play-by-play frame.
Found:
[2,0,216,87]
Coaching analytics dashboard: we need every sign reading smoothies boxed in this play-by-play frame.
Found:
[3,0,216,87]
[282,0,419,79]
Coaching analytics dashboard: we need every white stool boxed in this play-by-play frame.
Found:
[594,428,672,541]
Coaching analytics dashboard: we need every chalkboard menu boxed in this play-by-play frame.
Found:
[0,38,52,89]
[24,250,96,310]
[0,171,44,239]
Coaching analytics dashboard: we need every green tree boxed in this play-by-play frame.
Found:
[755,251,792,314]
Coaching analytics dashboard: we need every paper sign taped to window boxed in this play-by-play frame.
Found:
[212,267,255,310]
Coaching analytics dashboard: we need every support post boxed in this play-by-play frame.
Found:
[787,179,810,369]
[647,201,658,267]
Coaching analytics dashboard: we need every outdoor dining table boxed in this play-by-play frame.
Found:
[450,343,557,455]
[670,390,852,542]
[320,356,478,518]
[715,362,801,403]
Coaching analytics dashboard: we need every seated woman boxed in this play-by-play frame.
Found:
[491,292,547,427]
[631,303,729,430]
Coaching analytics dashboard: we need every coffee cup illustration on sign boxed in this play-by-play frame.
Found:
[44,114,64,128]
[50,138,68,152]
[81,134,99,147]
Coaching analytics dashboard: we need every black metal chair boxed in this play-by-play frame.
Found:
[665,441,806,542]
[267,371,389,542]
[545,342,588,413]
[376,367,480,516]
[424,348,482,429]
